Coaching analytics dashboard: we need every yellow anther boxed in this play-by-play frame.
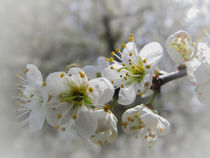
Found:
[72,114,77,120]
[77,101,82,107]
[110,66,114,70]
[109,57,114,62]
[122,64,125,66]
[143,59,147,63]
[129,52,133,56]
[60,73,65,78]
[124,77,127,80]
[121,84,125,88]
[121,43,126,48]
[54,125,60,129]
[111,80,114,84]
[129,37,134,42]
[52,107,56,111]
[130,34,134,37]
[24,68,29,75]
[120,75,122,77]
[120,122,128,128]
[57,113,62,119]
[88,87,94,92]
[104,104,111,112]
[30,94,34,98]
[146,65,151,69]
[129,59,131,62]
[160,128,164,132]
[127,116,134,122]
[61,127,66,132]
[111,51,115,56]
[79,72,85,78]
[104,57,108,61]
[42,81,46,87]
[115,48,120,52]
[126,72,129,76]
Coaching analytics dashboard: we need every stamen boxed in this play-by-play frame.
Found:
[104,104,110,112]
[121,43,126,48]
[60,73,65,78]
[129,52,133,56]
[110,66,114,70]
[24,68,29,75]
[121,84,124,88]
[115,48,120,52]
[88,87,94,92]
[79,72,85,78]
[111,51,115,56]
[42,81,46,87]
[61,127,66,132]
[72,114,77,120]
[57,113,62,119]
[146,65,151,69]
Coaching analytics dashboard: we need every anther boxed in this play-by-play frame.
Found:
[60,73,65,78]
[61,127,66,132]
[57,113,62,119]
[121,84,124,88]
[88,87,94,92]
[24,68,29,75]
[129,37,134,42]
[54,125,60,129]
[42,81,46,87]
[110,66,114,70]
[121,43,126,48]
[143,59,147,63]
[129,52,133,56]
[79,72,85,78]
[130,34,134,37]
[109,57,114,62]
[111,51,115,56]
[115,48,120,52]
[146,65,151,69]
[72,114,77,120]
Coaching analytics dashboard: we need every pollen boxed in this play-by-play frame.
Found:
[54,125,60,129]
[146,65,151,69]
[111,51,115,56]
[42,81,46,87]
[109,57,114,62]
[129,52,133,56]
[104,104,111,112]
[79,72,85,78]
[61,127,66,132]
[57,113,62,119]
[72,114,77,120]
[160,128,164,132]
[129,37,134,42]
[24,68,29,75]
[88,87,94,92]
[121,84,125,88]
[60,73,65,78]
[115,48,120,52]
[110,66,114,70]
[121,43,126,48]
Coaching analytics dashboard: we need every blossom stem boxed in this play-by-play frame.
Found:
[148,90,158,105]
[152,65,187,91]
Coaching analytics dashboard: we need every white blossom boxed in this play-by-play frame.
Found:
[103,37,163,105]
[83,56,110,79]
[166,30,195,64]
[121,104,170,147]
[45,67,115,137]
[90,108,118,146]
[16,64,48,132]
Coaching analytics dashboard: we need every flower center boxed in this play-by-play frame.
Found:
[171,33,194,60]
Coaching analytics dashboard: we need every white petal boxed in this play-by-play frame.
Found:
[102,63,126,87]
[196,82,210,105]
[46,72,71,96]
[83,65,100,79]
[26,64,43,85]
[140,42,163,71]
[88,77,114,105]
[28,104,45,132]
[68,67,88,83]
[194,62,210,84]
[97,56,110,70]
[121,42,139,65]
[156,115,170,136]
[186,58,201,83]
[74,106,97,138]
[165,30,194,64]
[45,98,72,127]
[121,107,140,134]
[118,84,138,105]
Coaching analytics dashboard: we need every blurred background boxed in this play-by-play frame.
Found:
[0,0,210,157]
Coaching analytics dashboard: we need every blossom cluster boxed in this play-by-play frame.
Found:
[15,30,210,147]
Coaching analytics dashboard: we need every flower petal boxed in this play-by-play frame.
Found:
[46,72,71,96]
[156,115,170,136]
[88,77,114,105]
[121,42,139,65]
[25,64,43,85]
[74,106,97,138]
[102,63,126,87]
[97,56,110,70]
[83,65,100,79]
[140,42,163,71]
[28,103,45,132]
[118,83,138,105]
